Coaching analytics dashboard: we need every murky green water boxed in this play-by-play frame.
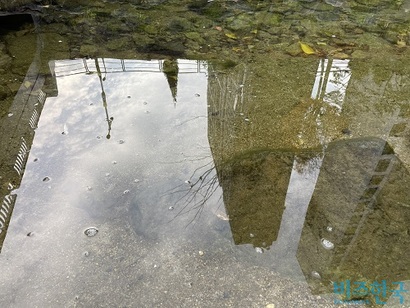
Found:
[1,1,410,307]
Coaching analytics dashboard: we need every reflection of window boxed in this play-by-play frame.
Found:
[311,59,351,112]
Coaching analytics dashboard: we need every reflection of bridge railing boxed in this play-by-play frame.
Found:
[53,58,207,77]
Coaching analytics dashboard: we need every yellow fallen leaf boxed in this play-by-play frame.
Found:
[299,42,316,55]
[225,32,238,40]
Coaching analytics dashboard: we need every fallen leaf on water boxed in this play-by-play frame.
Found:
[299,41,316,55]
[225,32,238,40]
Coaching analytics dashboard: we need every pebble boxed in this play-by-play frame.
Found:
[198,251,204,256]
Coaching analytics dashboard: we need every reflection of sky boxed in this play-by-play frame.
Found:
[311,59,351,111]
[2,59,214,263]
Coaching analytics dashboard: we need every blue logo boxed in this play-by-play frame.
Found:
[333,280,408,305]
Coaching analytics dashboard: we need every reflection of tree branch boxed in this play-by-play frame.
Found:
[175,115,207,127]
[163,158,222,227]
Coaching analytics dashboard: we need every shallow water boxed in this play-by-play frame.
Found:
[1,2,410,308]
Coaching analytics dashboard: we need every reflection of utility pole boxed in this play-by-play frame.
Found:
[95,58,113,139]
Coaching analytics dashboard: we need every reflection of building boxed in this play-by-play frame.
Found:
[218,150,293,248]
[297,137,410,303]
[0,13,55,252]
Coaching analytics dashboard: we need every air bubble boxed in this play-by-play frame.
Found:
[311,271,321,279]
[84,227,98,237]
[321,238,334,250]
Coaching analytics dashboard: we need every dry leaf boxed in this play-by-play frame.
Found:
[225,32,238,40]
[299,42,316,55]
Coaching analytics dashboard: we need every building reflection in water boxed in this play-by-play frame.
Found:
[1,50,409,304]
[296,138,410,304]
[207,56,409,303]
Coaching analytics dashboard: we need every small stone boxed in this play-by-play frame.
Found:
[168,206,174,210]
[123,189,130,195]
[198,251,204,256]
[118,139,125,144]
[266,304,275,308]
[255,247,263,253]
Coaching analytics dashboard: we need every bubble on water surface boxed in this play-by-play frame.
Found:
[84,227,98,237]
[321,238,334,250]
[311,271,321,279]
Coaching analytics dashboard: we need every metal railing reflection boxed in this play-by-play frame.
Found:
[53,58,207,77]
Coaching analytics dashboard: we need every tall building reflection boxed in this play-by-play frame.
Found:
[206,55,409,304]
[296,137,410,304]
